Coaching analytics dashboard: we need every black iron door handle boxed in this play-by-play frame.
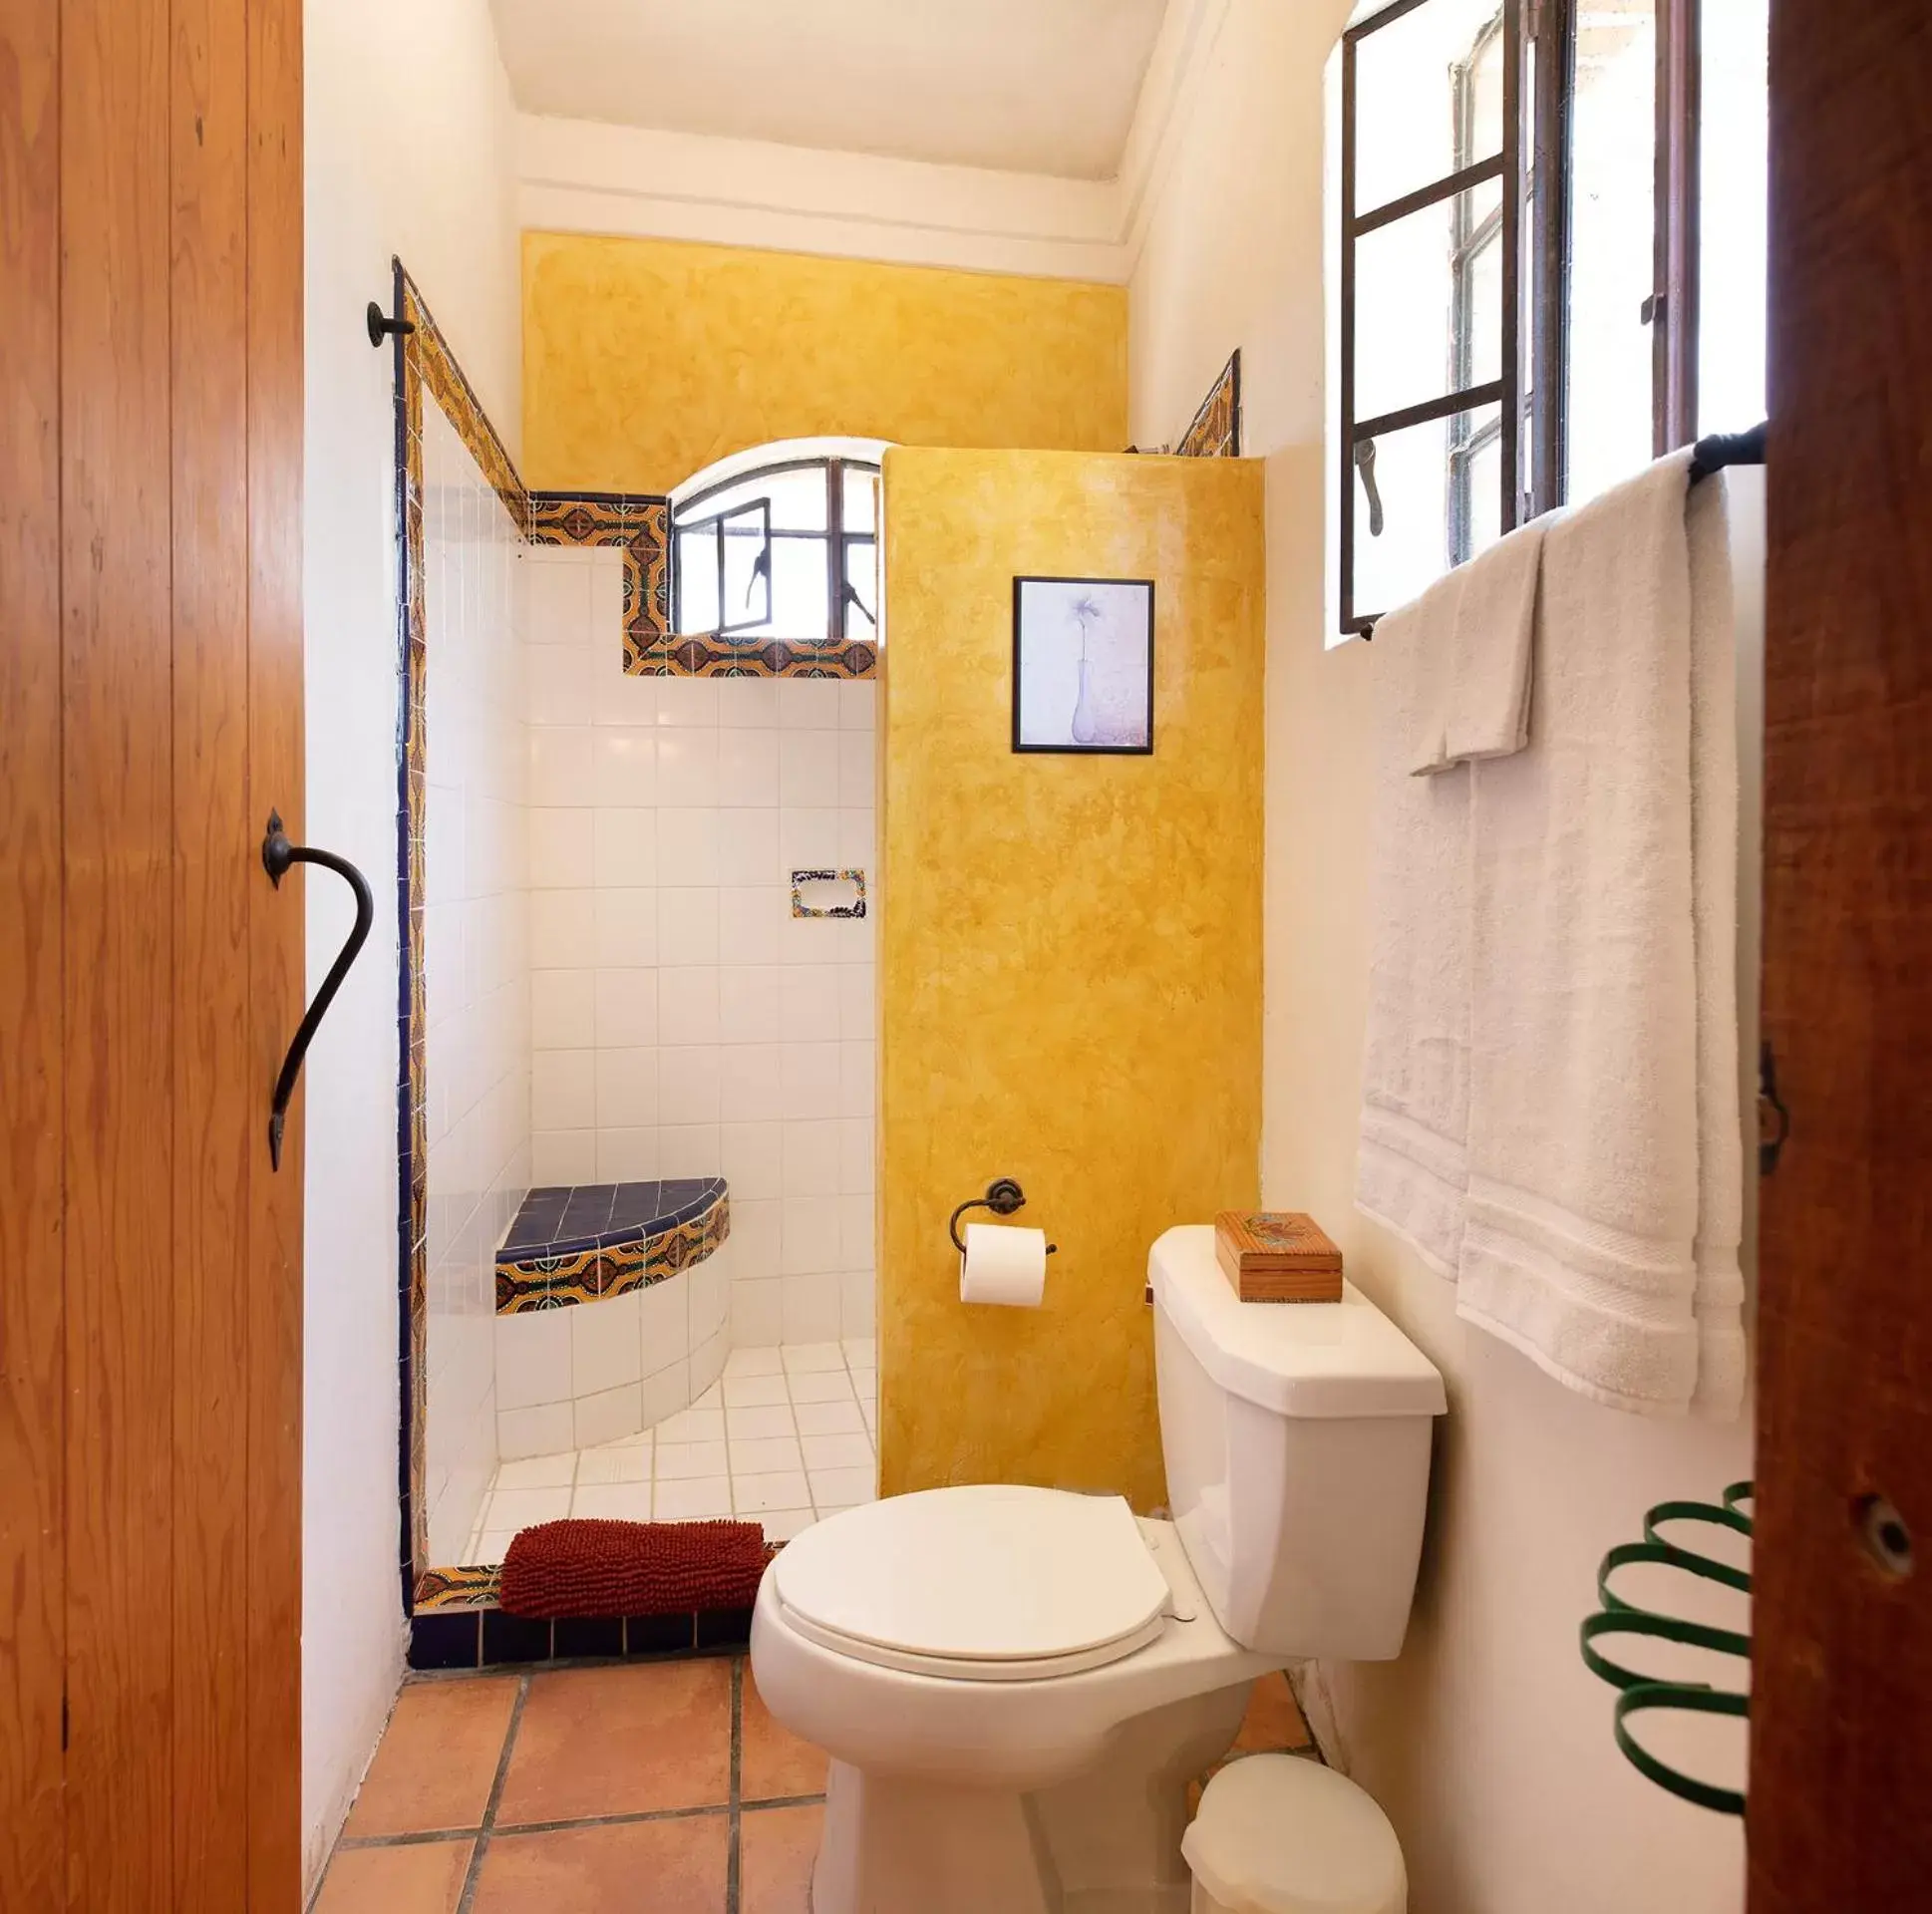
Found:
[262,809,374,1170]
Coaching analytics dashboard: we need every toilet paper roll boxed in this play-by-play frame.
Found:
[959,1221,1049,1307]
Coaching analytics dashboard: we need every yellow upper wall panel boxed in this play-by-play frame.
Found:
[521,233,1130,495]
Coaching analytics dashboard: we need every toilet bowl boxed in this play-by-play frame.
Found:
[750,1225,1448,1914]
[752,1495,1273,1913]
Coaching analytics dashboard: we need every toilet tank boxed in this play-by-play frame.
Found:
[1149,1226,1447,1662]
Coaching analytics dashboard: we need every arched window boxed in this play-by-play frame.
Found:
[669,438,887,643]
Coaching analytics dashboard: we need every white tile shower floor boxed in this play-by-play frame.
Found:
[465,1338,877,1560]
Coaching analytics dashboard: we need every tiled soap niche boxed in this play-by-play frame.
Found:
[522,545,879,1353]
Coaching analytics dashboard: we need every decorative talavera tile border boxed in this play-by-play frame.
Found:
[415,1563,503,1612]
[530,489,876,679]
[527,489,675,676]
[651,634,879,680]
[1176,349,1242,459]
[493,1191,732,1315]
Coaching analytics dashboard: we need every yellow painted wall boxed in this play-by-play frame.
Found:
[521,233,1129,494]
[878,449,1265,1509]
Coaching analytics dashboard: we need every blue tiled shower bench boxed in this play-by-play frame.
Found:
[488,1176,733,1466]
[493,1175,729,1313]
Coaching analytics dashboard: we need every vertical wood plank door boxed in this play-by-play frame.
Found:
[0,0,305,1905]
[0,0,69,1904]
[1751,0,1932,1904]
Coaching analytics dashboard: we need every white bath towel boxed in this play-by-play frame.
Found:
[1356,569,1474,1278]
[1454,449,1745,1418]
[1410,515,1550,776]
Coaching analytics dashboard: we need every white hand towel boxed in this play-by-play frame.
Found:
[1410,516,1550,776]
[1357,570,1473,1278]
[1455,449,1745,1417]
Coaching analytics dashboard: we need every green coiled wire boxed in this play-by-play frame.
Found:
[1579,1479,1753,1815]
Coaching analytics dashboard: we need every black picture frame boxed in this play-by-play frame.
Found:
[1011,574,1156,756]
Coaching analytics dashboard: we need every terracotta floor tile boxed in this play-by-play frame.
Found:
[494,1660,732,1823]
[345,1678,520,1837]
[472,1816,728,1914]
[740,1666,829,1802]
[1233,1671,1311,1753]
[740,1802,822,1914]
[312,1838,473,1914]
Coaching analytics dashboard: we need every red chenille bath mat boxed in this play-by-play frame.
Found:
[498,1518,773,1620]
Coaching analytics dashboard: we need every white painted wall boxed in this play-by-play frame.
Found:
[516,113,1126,282]
[520,547,877,1359]
[301,0,520,1887]
[420,402,531,1565]
[510,0,1237,285]
[1125,3,1756,1911]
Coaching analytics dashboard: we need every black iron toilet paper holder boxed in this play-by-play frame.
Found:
[948,1179,1058,1257]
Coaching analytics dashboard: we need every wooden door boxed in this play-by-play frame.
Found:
[1750,0,1932,1902]
[0,0,304,1906]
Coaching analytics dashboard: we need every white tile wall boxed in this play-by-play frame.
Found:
[523,547,877,1342]
[421,402,531,1566]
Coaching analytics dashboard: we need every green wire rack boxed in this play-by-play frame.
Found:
[1579,1480,1753,1815]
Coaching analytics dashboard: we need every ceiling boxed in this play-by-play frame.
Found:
[489,0,1172,181]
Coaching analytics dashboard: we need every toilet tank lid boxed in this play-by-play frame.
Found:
[1150,1227,1447,1420]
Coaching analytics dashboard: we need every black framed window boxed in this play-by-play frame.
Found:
[1340,0,1522,637]
[671,455,881,643]
[1336,0,1768,636]
[1449,8,1508,567]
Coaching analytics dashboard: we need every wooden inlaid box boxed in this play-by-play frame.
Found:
[1214,1210,1344,1304]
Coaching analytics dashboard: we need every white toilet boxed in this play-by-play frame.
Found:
[750,1223,1447,1914]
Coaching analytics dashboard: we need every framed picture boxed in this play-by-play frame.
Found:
[1011,575,1155,755]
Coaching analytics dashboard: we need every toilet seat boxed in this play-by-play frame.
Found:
[772,1484,1173,1683]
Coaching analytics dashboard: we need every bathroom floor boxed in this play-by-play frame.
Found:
[313,1659,1313,1912]
[466,1342,878,1560]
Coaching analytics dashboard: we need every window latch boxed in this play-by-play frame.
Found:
[1354,438,1386,537]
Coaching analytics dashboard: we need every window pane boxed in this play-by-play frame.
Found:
[677,525,719,633]
[842,466,879,534]
[1464,429,1503,554]
[1353,0,1505,215]
[681,466,826,533]
[1698,0,1769,435]
[727,534,829,640]
[721,507,769,630]
[1354,177,1503,424]
[1566,0,1656,504]
[1349,401,1502,622]
[844,535,878,629]
[764,467,829,533]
